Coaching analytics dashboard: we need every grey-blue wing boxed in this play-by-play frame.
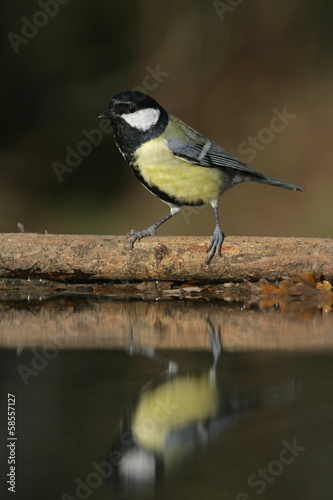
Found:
[164,115,303,192]
[166,114,261,177]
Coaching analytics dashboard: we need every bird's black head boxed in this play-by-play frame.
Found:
[98,91,169,154]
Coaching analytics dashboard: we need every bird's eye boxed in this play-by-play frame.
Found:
[128,105,137,113]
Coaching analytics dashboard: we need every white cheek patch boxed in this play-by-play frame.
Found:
[121,108,160,131]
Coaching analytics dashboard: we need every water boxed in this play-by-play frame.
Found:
[0,289,332,500]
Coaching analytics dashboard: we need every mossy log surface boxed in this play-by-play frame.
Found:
[0,233,331,282]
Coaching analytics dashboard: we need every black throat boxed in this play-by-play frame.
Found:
[112,108,169,159]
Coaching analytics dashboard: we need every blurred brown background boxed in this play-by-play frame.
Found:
[1,0,332,240]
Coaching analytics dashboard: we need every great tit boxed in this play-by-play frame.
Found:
[107,322,301,494]
[99,91,304,263]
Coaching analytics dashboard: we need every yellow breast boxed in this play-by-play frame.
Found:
[134,138,226,205]
[132,374,218,451]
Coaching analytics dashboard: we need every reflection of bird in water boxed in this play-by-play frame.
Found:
[108,321,300,496]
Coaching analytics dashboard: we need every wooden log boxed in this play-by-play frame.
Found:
[0,233,332,282]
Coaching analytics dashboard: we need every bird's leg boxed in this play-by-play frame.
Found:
[129,328,178,374]
[206,203,225,264]
[127,206,181,249]
[207,319,222,377]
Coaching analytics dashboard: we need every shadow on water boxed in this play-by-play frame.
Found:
[0,282,333,500]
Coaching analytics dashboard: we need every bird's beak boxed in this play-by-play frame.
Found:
[98,109,114,119]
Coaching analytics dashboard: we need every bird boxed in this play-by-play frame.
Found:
[107,322,301,494]
[98,91,304,263]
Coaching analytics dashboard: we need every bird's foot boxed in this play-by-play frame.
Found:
[127,226,157,249]
[206,226,225,264]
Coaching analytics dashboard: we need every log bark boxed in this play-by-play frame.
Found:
[1,300,332,351]
[0,233,331,282]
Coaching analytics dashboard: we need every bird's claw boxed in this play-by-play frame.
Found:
[126,227,157,249]
[206,227,225,264]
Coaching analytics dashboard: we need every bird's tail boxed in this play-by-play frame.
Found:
[252,174,304,191]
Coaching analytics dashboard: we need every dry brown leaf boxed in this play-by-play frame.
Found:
[259,272,333,315]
